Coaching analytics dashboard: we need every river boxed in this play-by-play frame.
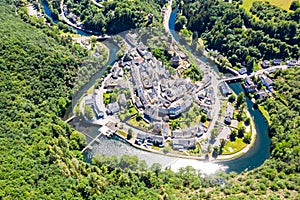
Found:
[224,83,270,172]
[169,8,270,173]
[42,5,271,174]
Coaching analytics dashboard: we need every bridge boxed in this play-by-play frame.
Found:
[221,64,297,83]
[64,115,75,123]
[81,132,103,153]
[225,67,239,76]
[221,75,247,82]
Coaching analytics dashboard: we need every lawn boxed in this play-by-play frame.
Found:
[127,117,149,130]
[241,0,293,11]
[127,106,138,116]
[87,85,94,94]
[222,138,247,155]
[117,130,127,138]
[258,105,271,125]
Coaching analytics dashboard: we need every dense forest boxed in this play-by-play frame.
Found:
[1,0,300,199]
[175,0,300,71]
[44,0,165,33]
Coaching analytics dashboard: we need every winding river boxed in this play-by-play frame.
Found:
[169,9,271,173]
[43,5,271,174]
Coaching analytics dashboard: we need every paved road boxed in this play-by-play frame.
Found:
[60,0,109,36]
[163,0,172,32]
[222,64,298,82]
[91,0,104,8]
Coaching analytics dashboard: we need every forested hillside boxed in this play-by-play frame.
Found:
[0,3,86,198]
[175,0,300,70]
[1,1,300,199]
[44,0,164,33]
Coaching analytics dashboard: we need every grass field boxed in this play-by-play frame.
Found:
[258,105,271,125]
[117,130,127,138]
[241,0,293,11]
[127,117,149,130]
[222,138,247,155]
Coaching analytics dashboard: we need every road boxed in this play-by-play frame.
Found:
[59,0,109,36]
[163,0,172,32]
[221,64,298,82]
[91,0,104,8]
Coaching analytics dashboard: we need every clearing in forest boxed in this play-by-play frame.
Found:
[242,0,294,11]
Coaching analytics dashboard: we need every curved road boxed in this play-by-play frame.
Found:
[59,0,108,36]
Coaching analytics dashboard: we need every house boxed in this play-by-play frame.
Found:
[158,107,169,117]
[136,87,148,106]
[172,129,181,138]
[63,5,68,15]
[244,77,257,93]
[152,122,162,133]
[144,106,160,122]
[187,126,203,137]
[238,67,247,75]
[207,111,213,120]
[286,60,298,66]
[147,90,157,104]
[219,81,232,96]
[261,60,270,68]
[144,52,153,60]
[171,55,180,67]
[137,43,148,56]
[118,93,126,107]
[162,123,170,138]
[272,59,282,66]
[106,102,120,115]
[165,89,177,102]
[172,138,196,151]
[169,105,181,118]
[93,91,105,118]
[103,78,128,90]
[135,97,144,109]
[198,93,206,100]
[224,104,234,125]
[111,66,123,79]
[153,135,164,147]
[119,60,132,68]
[68,13,78,24]
[172,126,199,138]
[85,95,93,106]
[260,75,274,90]
[135,133,147,145]
[256,90,268,100]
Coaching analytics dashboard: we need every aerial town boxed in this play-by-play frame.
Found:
[81,41,212,153]
[79,35,299,157]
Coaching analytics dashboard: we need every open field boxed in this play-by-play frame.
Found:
[241,0,294,11]
[222,138,247,155]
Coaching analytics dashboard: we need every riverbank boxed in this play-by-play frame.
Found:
[216,109,257,161]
